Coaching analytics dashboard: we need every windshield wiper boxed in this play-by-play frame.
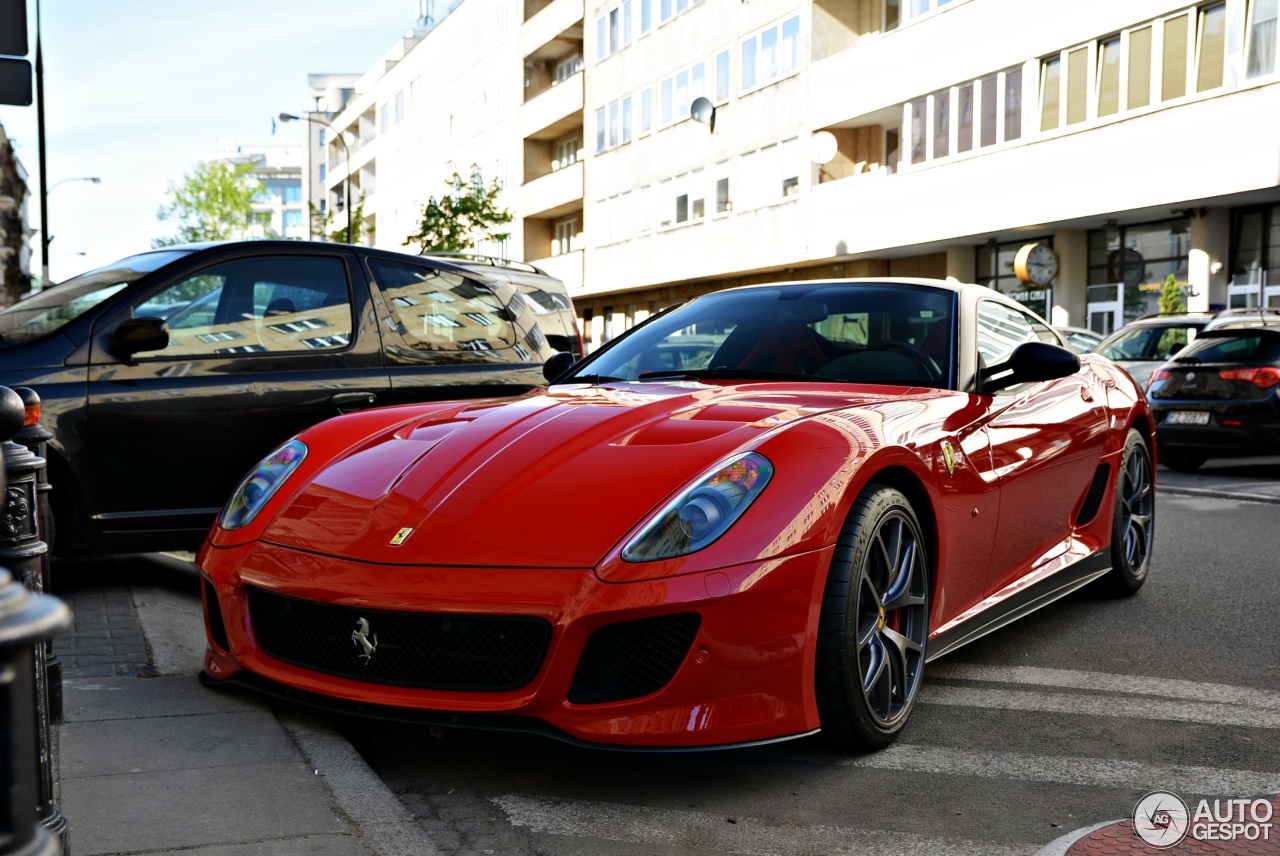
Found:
[561,374,623,384]
[637,368,842,383]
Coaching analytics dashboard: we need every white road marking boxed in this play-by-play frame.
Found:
[493,794,1033,856]
[843,744,1280,795]
[918,684,1280,729]
[929,663,1280,712]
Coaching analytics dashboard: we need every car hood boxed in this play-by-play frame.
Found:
[261,381,925,567]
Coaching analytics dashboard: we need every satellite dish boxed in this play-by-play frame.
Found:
[690,96,716,132]
[809,131,838,165]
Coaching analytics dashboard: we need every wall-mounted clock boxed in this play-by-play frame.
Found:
[1014,243,1058,286]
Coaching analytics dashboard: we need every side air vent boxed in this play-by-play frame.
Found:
[1075,464,1112,525]
[203,577,230,653]
[568,613,701,705]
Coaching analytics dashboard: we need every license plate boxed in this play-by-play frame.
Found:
[1166,410,1210,425]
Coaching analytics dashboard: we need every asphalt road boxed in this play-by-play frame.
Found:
[339,490,1280,856]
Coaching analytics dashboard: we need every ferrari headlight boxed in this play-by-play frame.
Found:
[622,452,773,562]
[218,440,307,530]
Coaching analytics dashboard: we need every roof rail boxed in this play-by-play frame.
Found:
[420,251,546,275]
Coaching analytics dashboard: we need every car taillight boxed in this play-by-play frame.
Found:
[1219,367,1280,389]
[1147,369,1171,388]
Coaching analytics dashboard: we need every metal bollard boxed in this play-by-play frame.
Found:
[13,388,61,724]
[0,388,68,852]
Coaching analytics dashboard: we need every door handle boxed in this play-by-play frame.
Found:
[330,391,378,414]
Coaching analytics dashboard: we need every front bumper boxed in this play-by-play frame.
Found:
[199,541,832,749]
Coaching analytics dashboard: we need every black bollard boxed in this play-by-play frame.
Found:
[0,388,68,852]
[13,388,62,725]
[0,571,69,856]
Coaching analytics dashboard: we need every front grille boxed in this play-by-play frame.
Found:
[568,613,701,705]
[247,587,551,692]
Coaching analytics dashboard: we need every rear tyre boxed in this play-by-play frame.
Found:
[1100,429,1154,597]
[1160,450,1205,472]
[816,485,930,751]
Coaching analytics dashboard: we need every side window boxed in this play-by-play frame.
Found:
[368,258,541,359]
[136,256,353,357]
[976,299,1038,367]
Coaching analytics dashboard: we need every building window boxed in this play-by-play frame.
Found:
[1098,37,1121,117]
[740,15,800,93]
[553,218,578,256]
[595,3,633,62]
[640,0,652,34]
[956,83,973,152]
[554,137,580,170]
[1129,26,1153,109]
[714,160,730,214]
[319,164,327,182]
[1229,204,1280,305]
[885,0,955,31]
[1247,0,1278,78]
[640,87,653,133]
[715,49,730,100]
[318,129,326,146]
[932,89,950,158]
[1162,11,1190,102]
[380,102,390,133]
[1087,219,1191,321]
[395,90,405,123]
[595,108,606,152]
[1197,4,1227,92]
[556,54,583,81]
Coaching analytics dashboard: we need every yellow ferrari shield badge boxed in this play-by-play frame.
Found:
[390,527,413,546]
[941,441,956,477]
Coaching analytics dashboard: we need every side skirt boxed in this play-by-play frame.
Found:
[925,549,1111,662]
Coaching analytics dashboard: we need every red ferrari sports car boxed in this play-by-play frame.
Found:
[198,278,1156,751]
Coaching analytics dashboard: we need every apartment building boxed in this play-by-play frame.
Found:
[320,0,1280,350]
[0,121,32,305]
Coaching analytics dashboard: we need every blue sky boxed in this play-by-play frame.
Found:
[1,0,419,282]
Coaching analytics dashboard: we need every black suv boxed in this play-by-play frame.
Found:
[0,241,580,557]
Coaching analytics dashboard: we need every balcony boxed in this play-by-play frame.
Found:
[522,160,583,219]
[523,73,583,141]
[521,0,583,61]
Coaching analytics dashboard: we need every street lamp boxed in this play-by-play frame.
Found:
[40,176,101,287]
[278,112,351,243]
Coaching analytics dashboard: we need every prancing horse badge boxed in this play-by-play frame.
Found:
[941,441,956,477]
[390,527,413,546]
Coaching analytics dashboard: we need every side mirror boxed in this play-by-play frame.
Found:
[543,351,577,383]
[981,341,1079,394]
[110,317,170,362]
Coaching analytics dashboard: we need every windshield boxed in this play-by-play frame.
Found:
[568,282,956,389]
[1096,323,1201,362]
[0,250,191,344]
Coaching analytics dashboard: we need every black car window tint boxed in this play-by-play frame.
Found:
[139,256,353,358]
[367,258,530,357]
[1181,332,1279,362]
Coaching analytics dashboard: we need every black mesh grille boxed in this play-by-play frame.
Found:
[247,587,551,692]
[568,613,701,705]
[204,577,229,652]
[1075,464,1112,525]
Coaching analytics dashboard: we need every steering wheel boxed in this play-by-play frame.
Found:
[864,339,943,381]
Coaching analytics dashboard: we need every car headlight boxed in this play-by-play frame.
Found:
[622,452,774,562]
[218,440,307,530]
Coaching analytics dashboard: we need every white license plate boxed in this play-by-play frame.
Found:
[1166,410,1210,425]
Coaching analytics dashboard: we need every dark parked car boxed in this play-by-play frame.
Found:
[1148,323,1280,471]
[0,240,578,557]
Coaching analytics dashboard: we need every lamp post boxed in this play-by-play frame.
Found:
[40,176,101,287]
[278,112,351,244]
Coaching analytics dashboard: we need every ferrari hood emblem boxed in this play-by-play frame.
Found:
[351,617,378,663]
[390,527,413,546]
[942,441,956,477]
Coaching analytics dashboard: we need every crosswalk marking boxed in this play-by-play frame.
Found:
[493,794,1034,856]
[928,663,1280,712]
[843,744,1280,796]
[918,684,1280,729]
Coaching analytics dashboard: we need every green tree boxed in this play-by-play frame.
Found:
[402,164,513,253]
[152,161,264,247]
[310,195,368,244]
[1158,274,1186,314]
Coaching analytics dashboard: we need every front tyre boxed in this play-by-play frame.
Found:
[1099,429,1155,596]
[816,485,930,751]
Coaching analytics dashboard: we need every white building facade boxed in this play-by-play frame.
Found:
[317,0,1280,350]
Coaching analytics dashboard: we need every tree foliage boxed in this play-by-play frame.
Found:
[1158,274,1186,314]
[402,164,514,254]
[152,161,263,248]
[309,195,368,244]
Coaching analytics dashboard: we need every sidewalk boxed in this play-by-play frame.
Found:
[51,554,436,856]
